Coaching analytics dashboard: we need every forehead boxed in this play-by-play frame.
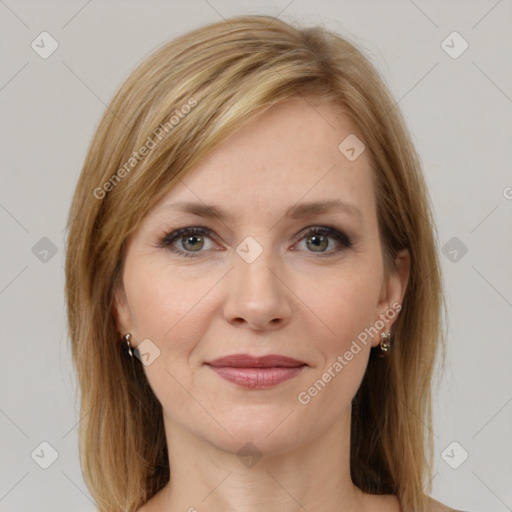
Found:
[151,98,376,225]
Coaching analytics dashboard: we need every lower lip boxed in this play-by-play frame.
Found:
[207,365,305,388]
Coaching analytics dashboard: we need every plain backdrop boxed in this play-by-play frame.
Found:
[1,1,511,511]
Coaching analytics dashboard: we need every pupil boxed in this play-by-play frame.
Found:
[308,235,326,251]
[184,235,203,251]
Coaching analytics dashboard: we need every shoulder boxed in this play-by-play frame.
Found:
[363,493,467,512]
[425,496,470,512]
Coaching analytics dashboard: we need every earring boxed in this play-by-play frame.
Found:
[122,333,134,357]
[379,332,392,355]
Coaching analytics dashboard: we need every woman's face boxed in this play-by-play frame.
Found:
[113,99,409,455]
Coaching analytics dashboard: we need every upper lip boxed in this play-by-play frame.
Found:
[206,354,307,368]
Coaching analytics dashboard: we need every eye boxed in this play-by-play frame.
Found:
[293,226,352,256]
[157,225,352,258]
[158,227,217,258]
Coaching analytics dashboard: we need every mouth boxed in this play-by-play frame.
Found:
[205,354,308,389]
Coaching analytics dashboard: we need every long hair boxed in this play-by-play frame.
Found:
[65,14,445,512]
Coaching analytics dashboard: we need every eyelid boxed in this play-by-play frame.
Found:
[158,227,219,255]
[158,224,352,258]
[293,225,352,246]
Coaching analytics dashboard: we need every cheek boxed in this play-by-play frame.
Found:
[303,262,382,351]
[123,262,209,418]
[294,271,379,420]
[125,259,210,342]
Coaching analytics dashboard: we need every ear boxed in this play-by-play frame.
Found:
[112,282,133,338]
[372,248,410,347]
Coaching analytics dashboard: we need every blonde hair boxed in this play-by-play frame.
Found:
[65,14,445,512]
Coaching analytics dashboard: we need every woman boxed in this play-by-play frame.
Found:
[65,14,465,512]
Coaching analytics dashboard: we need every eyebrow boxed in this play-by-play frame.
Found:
[159,199,362,222]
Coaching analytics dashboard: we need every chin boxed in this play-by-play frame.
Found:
[194,405,318,458]
[210,429,305,460]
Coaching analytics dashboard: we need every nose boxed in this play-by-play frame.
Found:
[222,245,292,331]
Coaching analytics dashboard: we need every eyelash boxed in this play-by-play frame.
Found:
[157,226,352,259]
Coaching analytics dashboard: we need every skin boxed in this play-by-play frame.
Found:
[113,98,412,512]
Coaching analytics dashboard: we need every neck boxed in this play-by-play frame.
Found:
[159,409,367,512]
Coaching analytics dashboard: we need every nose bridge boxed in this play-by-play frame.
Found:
[234,233,281,297]
[223,233,291,328]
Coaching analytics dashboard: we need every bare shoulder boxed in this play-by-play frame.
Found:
[134,486,167,512]
[362,493,465,512]
[425,496,469,512]
[134,497,153,512]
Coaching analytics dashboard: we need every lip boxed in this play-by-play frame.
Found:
[206,354,307,368]
[205,354,308,389]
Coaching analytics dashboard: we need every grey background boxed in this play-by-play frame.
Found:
[1,1,511,511]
